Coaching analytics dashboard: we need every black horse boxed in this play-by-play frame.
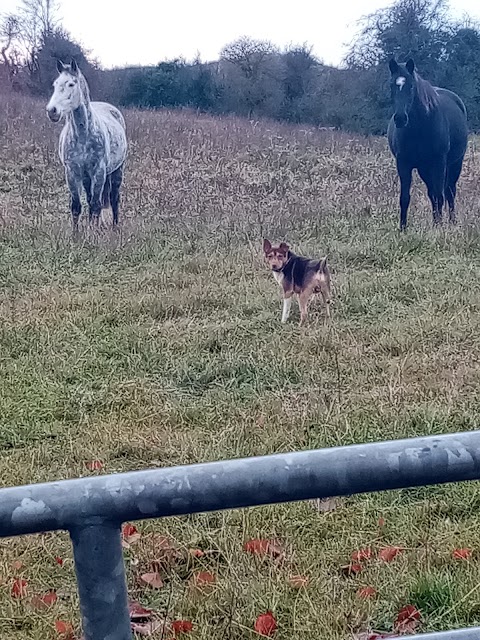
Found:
[387,58,468,230]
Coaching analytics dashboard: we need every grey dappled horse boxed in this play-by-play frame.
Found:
[46,59,128,233]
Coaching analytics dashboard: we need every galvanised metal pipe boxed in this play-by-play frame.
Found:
[1,430,480,538]
[70,522,132,640]
[403,629,480,640]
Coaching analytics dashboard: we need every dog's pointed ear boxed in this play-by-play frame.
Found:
[263,239,272,253]
[56,59,66,73]
[406,58,415,75]
[389,58,399,75]
[279,242,289,253]
[319,256,328,273]
[70,58,79,75]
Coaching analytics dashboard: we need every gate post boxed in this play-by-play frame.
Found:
[70,522,132,640]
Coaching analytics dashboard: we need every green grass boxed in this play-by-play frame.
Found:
[1,92,480,638]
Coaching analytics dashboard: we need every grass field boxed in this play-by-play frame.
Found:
[1,91,480,639]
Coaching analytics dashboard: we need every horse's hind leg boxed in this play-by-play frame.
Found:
[102,174,111,210]
[67,170,82,236]
[419,161,445,226]
[110,166,123,227]
[89,166,107,227]
[445,159,463,224]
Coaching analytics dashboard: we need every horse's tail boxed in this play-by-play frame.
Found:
[102,174,111,208]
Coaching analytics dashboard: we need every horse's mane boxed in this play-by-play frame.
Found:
[414,72,439,113]
[77,70,91,103]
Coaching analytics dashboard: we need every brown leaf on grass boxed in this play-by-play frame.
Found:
[378,547,403,562]
[188,548,205,558]
[128,599,153,622]
[309,497,343,513]
[31,590,58,609]
[85,460,103,471]
[243,538,285,560]
[357,586,377,599]
[55,556,64,566]
[140,572,164,589]
[453,548,472,560]
[351,548,372,562]
[171,620,194,634]
[131,620,169,636]
[254,611,277,637]
[378,517,386,528]
[188,571,217,598]
[288,575,309,588]
[55,620,75,638]
[146,534,184,572]
[394,605,420,634]
[341,563,362,577]
[122,523,141,547]
[11,578,28,598]
[12,560,23,571]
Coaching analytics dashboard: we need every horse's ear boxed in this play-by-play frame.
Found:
[406,58,415,75]
[56,59,65,73]
[70,58,78,75]
[389,58,399,74]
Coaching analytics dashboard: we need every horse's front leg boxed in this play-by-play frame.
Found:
[88,164,107,226]
[397,160,412,231]
[66,169,82,236]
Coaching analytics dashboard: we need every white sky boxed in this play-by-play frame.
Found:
[2,0,480,69]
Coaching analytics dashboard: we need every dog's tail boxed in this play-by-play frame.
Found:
[317,256,328,273]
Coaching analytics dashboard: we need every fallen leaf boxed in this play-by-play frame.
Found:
[140,572,164,589]
[55,620,74,636]
[12,560,23,571]
[188,548,205,558]
[85,460,103,471]
[31,590,58,609]
[11,578,28,598]
[128,599,153,621]
[131,620,168,636]
[357,586,377,599]
[352,548,372,562]
[394,605,421,634]
[188,571,216,596]
[243,538,284,559]
[122,523,141,546]
[453,548,472,560]
[341,563,362,576]
[171,620,193,634]
[55,556,64,566]
[147,535,184,571]
[378,517,386,528]
[309,497,343,512]
[288,575,309,588]
[254,611,277,637]
[378,547,403,562]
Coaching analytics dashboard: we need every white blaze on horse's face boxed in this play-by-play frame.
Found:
[46,71,82,122]
[396,77,406,90]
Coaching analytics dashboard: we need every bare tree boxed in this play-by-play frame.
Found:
[221,36,277,80]
[0,14,22,85]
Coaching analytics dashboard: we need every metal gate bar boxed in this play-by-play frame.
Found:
[1,430,480,639]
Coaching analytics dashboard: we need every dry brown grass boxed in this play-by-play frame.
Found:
[1,92,480,639]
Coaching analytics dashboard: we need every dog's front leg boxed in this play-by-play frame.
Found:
[281,295,292,323]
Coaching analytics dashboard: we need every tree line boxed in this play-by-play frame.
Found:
[2,0,480,134]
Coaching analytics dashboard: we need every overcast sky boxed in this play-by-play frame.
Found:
[3,0,480,69]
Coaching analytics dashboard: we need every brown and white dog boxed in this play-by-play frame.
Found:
[263,239,332,325]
